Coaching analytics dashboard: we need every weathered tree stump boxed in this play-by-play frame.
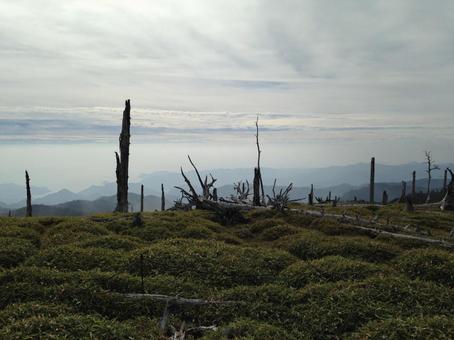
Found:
[115,99,131,213]
[25,170,32,217]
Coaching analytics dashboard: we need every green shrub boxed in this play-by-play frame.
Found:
[0,238,38,268]
[249,218,287,234]
[260,224,299,241]
[124,226,177,242]
[180,226,214,239]
[26,246,128,272]
[284,230,400,262]
[234,228,255,240]
[127,239,296,287]
[0,302,74,328]
[0,226,41,247]
[393,248,454,287]
[76,235,144,251]
[0,314,152,339]
[43,220,109,247]
[202,318,295,339]
[349,315,454,339]
[279,256,385,288]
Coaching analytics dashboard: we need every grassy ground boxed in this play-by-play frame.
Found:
[0,205,453,339]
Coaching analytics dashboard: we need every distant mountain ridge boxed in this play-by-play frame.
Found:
[1,162,452,208]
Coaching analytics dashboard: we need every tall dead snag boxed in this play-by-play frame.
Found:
[424,151,440,203]
[140,185,144,213]
[369,157,375,204]
[412,171,416,199]
[115,99,131,213]
[441,168,454,211]
[443,169,448,195]
[25,170,32,217]
[161,183,165,211]
[253,117,265,206]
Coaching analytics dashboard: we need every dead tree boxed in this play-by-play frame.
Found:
[399,181,407,203]
[253,117,265,206]
[382,190,388,205]
[115,99,131,213]
[213,188,218,202]
[405,196,415,212]
[140,185,144,213]
[370,157,375,204]
[233,181,250,203]
[441,168,454,211]
[161,183,165,211]
[424,151,440,203]
[412,171,416,199]
[443,169,448,194]
[266,179,301,211]
[174,156,217,208]
[25,170,32,217]
[308,184,314,205]
[332,196,340,207]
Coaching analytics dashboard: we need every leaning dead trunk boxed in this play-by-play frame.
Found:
[115,100,131,213]
[25,170,32,217]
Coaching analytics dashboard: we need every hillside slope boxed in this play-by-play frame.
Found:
[0,205,453,338]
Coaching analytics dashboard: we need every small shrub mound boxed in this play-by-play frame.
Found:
[279,256,384,288]
[76,235,143,251]
[128,239,296,287]
[260,224,299,241]
[0,314,153,339]
[393,248,454,287]
[26,245,128,272]
[180,226,214,239]
[0,226,41,247]
[0,237,38,268]
[0,302,74,328]
[202,318,294,339]
[43,220,110,247]
[283,230,400,263]
[249,218,287,234]
[349,315,454,339]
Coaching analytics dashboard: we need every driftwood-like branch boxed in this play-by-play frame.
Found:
[232,180,250,203]
[266,179,299,211]
[117,293,238,306]
[115,100,131,213]
[25,170,32,217]
[300,209,454,249]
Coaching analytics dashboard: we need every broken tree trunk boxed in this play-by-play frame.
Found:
[161,183,165,211]
[253,167,261,206]
[443,169,448,195]
[25,170,32,217]
[382,190,388,205]
[412,171,416,199]
[115,99,131,213]
[255,117,265,205]
[370,157,375,204]
[308,184,314,205]
[441,168,454,211]
[140,185,144,213]
[399,181,407,203]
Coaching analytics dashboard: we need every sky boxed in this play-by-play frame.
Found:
[0,0,453,190]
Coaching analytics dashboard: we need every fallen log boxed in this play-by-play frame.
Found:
[115,293,239,306]
[300,209,454,249]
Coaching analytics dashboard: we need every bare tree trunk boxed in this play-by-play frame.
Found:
[253,167,261,206]
[399,181,407,203]
[308,184,314,205]
[140,185,144,213]
[441,168,454,211]
[405,196,415,212]
[161,183,165,211]
[370,157,375,204]
[443,169,448,194]
[115,100,131,213]
[382,190,388,205]
[412,170,416,199]
[213,188,218,202]
[425,151,440,203]
[25,170,32,217]
[255,117,265,205]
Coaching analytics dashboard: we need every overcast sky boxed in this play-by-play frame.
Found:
[1,0,453,189]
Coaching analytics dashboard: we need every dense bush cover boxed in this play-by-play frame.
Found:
[0,237,38,268]
[349,315,454,339]
[0,207,453,338]
[394,248,454,286]
[279,256,385,288]
[127,239,296,287]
